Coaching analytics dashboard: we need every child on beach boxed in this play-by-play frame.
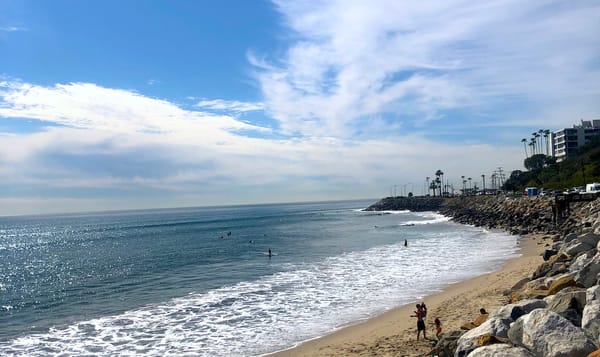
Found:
[434,317,442,339]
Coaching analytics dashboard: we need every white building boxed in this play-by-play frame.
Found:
[552,120,600,162]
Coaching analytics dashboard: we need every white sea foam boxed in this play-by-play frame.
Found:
[0,222,518,357]
[354,209,410,214]
[400,212,451,225]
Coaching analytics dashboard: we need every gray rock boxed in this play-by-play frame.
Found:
[467,344,534,357]
[455,317,512,357]
[511,309,597,357]
[564,240,595,257]
[579,232,600,248]
[588,285,600,302]
[582,300,600,344]
[435,330,464,357]
[565,232,578,243]
[491,299,546,321]
[569,250,596,273]
[544,289,587,313]
[508,317,524,346]
[575,253,600,288]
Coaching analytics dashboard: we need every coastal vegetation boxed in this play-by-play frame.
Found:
[504,134,600,192]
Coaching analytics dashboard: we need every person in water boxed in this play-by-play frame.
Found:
[268,248,272,257]
[404,239,408,247]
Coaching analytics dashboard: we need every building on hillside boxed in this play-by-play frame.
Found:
[552,119,600,162]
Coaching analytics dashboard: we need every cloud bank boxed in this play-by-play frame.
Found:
[252,0,600,135]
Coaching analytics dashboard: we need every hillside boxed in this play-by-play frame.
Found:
[504,136,600,191]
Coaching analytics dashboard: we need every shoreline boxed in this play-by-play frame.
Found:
[267,233,547,357]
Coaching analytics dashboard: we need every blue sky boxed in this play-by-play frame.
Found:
[1,0,599,215]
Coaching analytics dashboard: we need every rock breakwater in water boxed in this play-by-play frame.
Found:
[364,196,444,212]
[368,195,600,356]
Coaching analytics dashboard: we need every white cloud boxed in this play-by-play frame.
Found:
[252,0,600,136]
[0,81,270,139]
[0,26,27,32]
[196,99,265,113]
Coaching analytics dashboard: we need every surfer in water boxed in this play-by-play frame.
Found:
[268,248,272,257]
[404,239,408,247]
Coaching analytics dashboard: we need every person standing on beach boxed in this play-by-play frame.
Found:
[411,304,426,340]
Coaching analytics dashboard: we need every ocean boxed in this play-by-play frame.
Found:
[0,199,519,356]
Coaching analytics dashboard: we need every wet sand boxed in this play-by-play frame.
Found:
[267,234,548,357]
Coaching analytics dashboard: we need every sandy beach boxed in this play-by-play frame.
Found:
[268,233,548,357]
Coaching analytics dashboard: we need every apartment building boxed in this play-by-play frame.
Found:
[553,119,600,162]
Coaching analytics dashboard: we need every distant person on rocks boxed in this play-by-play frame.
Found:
[460,308,489,330]
[411,304,426,340]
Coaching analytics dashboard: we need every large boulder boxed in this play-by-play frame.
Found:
[547,274,580,295]
[588,285,600,301]
[563,240,595,258]
[532,253,571,280]
[583,300,600,344]
[545,288,587,313]
[576,253,600,288]
[564,232,578,243]
[579,231,600,247]
[544,288,587,326]
[435,330,464,357]
[455,317,512,357]
[466,344,534,357]
[508,309,597,357]
[583,286,600,344]
[491,299,546,321]
[570,250,597,273]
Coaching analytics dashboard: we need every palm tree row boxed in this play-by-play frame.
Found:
[423,170,499,197]
[427,170,444,197]
[521,129,551,159]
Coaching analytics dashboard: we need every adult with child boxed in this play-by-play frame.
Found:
[411,303,426,340]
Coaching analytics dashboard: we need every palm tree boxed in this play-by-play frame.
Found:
[461,175,465,195]
[481,174,486,195]
[429,181,437,197]
[468,177,472,192]
[543,129,551,156]
[529,139,536,156]
[533,132,541,154]
[435,170,444,196]
[426,177,430,196]
[521,138,528,158]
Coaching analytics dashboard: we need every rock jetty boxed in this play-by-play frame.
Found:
[370,195,600,357]
[364,196,444,212]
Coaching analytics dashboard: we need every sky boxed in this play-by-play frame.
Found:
[1,0,599,215]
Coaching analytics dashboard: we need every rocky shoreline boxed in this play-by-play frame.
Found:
[370,195,600,356]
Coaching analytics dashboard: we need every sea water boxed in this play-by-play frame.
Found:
[0,200,519,356]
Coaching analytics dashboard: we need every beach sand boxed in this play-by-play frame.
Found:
[268,233,548,357]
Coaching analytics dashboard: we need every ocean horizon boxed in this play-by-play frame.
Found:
[0,199,519,356]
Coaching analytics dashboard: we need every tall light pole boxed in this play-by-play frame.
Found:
[481,174,486,195]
